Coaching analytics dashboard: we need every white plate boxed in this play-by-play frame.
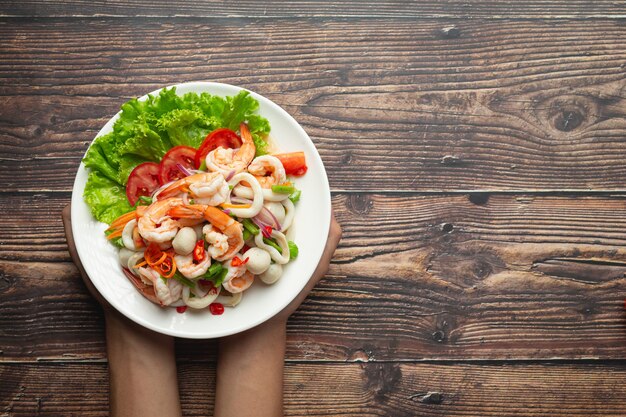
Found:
[71,82,331,339]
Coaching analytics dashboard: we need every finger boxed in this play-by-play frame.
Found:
[62,204,108,306]
[62,204,87,277]
[290,215,342,307]
[307,216,342,286]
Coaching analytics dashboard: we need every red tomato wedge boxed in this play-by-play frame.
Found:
[126,162,161,206]
[159,146,197,185]
[194,128,242,168]
[273,152,308,176]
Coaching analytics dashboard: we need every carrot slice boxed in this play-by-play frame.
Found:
[221,203,252,209]
[107,211,137,231]
[133,260,148,269]
[106,229,124,240]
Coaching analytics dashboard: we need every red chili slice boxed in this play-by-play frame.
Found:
[230,256,249,267]
[193,240,205,263]
[176,306,188,314]
[262,225,273,238]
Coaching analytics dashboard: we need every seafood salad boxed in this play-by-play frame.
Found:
[82,89,307,314]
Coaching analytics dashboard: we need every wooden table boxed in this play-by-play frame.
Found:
[3,1,626,415]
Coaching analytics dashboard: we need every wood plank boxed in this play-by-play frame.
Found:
[3,362,626,416]
[1,0,624,18]
[3,193,626,360]
[2,19,626,191]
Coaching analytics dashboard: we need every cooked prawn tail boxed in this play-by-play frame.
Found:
[158,181,186,199]
[203,206,236,230]
[122,267,161,306]
[167,204,208,219]
[240,122,252,142]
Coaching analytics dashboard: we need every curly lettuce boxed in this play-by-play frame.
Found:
[82,88,271,224]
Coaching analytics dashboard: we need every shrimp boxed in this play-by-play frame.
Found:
[206,123,256,176]
[133,266,182,306]
[167,204,244,261]
[222,261,254,294]
[247,155,286,188]
[203,224,229,260]
[137,198,184,243]
[174,252,211,279]
[153,275,183,306]
[123,266,160,305]
[158,172,229,206]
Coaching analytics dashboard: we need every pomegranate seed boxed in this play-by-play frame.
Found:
[209,303,224,315]
[176,306,188,314]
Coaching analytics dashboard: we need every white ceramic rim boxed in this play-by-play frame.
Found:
[71,81,331,338]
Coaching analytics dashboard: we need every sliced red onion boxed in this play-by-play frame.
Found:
[176,163,192,177]
[230,196,254,205]
[151,180,175,200]
[251,216,267,229]
[222,209,231,215]
[254,206,282,230]
[225,170,236,181]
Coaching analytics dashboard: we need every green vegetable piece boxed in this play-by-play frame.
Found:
[83,171,133,224]
[242,229,252,241]
[172,272,195,288]
[213,267,229,287]
[206,262,224,277]
[288,189,301,204]
[242,218,260,235]
[271,184,295,194]
[157,108,213,148]
[198,160,207,171]
[263,237,282,253]
[134,196,153,207]
[110,237,125,248]
[288,241,299,260]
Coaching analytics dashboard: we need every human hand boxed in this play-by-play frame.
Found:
[271,214,342,324]
[61,204,168,337]
[62,204,112,309]
[63,204,181,417]
[214,215,341,417]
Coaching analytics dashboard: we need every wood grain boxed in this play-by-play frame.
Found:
[3,362,626,416]
[3,193,626,361]
[2,19,626,191]
[1,0,625,18]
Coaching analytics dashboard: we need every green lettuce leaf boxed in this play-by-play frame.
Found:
[156,108,216,148]
[115,123,169,167]
[220,91,271,155]
[82,132,121,184]
[83,170,133,224]
[82,87,271,224]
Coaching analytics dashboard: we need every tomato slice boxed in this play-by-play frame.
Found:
[159,145,197,185]
[194,128,242,168]
[126,162,161,206]
[273,152,308,176]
